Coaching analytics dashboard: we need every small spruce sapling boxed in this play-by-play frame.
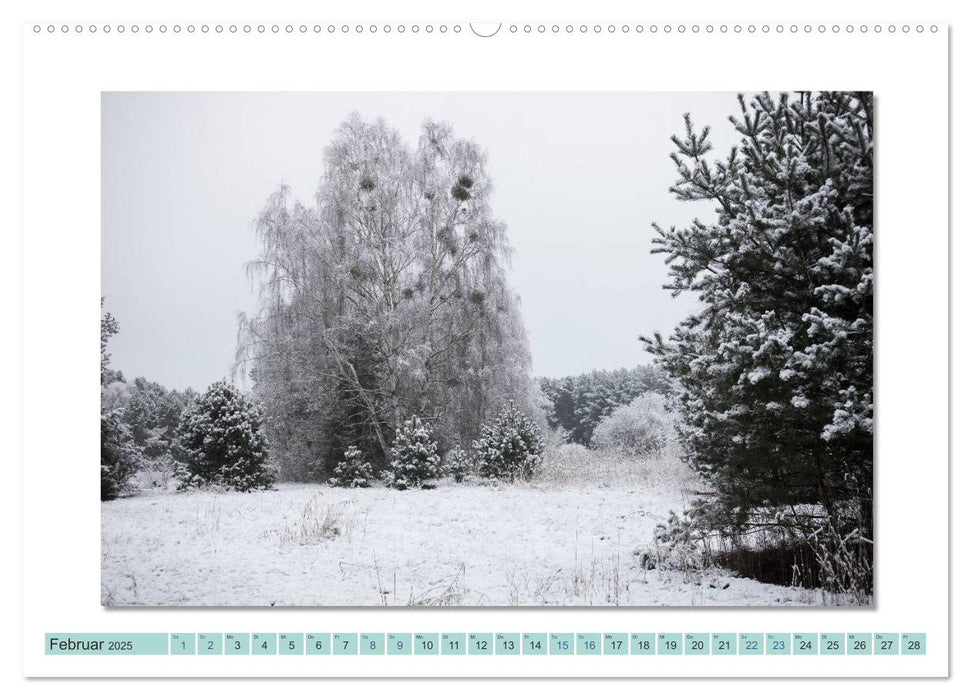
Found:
[443,448,476,483]
[384,415,441,489]
[473,401,544,482]
[329,446,374,488]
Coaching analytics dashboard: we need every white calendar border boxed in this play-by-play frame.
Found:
[18,2,951,681]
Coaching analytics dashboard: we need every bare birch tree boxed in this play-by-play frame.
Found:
[238,115,533,480]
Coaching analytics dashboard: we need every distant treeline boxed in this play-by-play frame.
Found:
[102,375,198,462]
[538,365,670,446]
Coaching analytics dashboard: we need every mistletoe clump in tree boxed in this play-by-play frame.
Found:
[384,415,442,489]
[177,380,274,492]
[473,402,545,482]
[645,93,873,551]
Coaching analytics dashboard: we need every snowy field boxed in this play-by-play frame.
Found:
[101,474,828,606]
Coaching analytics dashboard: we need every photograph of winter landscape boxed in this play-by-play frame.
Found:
[101,92,873,607]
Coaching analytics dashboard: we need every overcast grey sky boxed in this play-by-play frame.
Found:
[102,92,740,391]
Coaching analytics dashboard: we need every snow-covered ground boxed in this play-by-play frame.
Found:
[101,481,828,606]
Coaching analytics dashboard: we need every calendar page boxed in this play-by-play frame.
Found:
[17,0,952,684]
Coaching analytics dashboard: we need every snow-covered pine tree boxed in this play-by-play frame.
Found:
[328,445,374,488]
[473,401,545,482]
[177,380,274,491]
[443,448,475,483]
[384,415,441,489]
[100,301,139,500]
[100,298,121,386]
[645,93,873,544]
[101,411,143,500]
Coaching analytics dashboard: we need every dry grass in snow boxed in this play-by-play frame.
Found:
[101,448,829,606]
